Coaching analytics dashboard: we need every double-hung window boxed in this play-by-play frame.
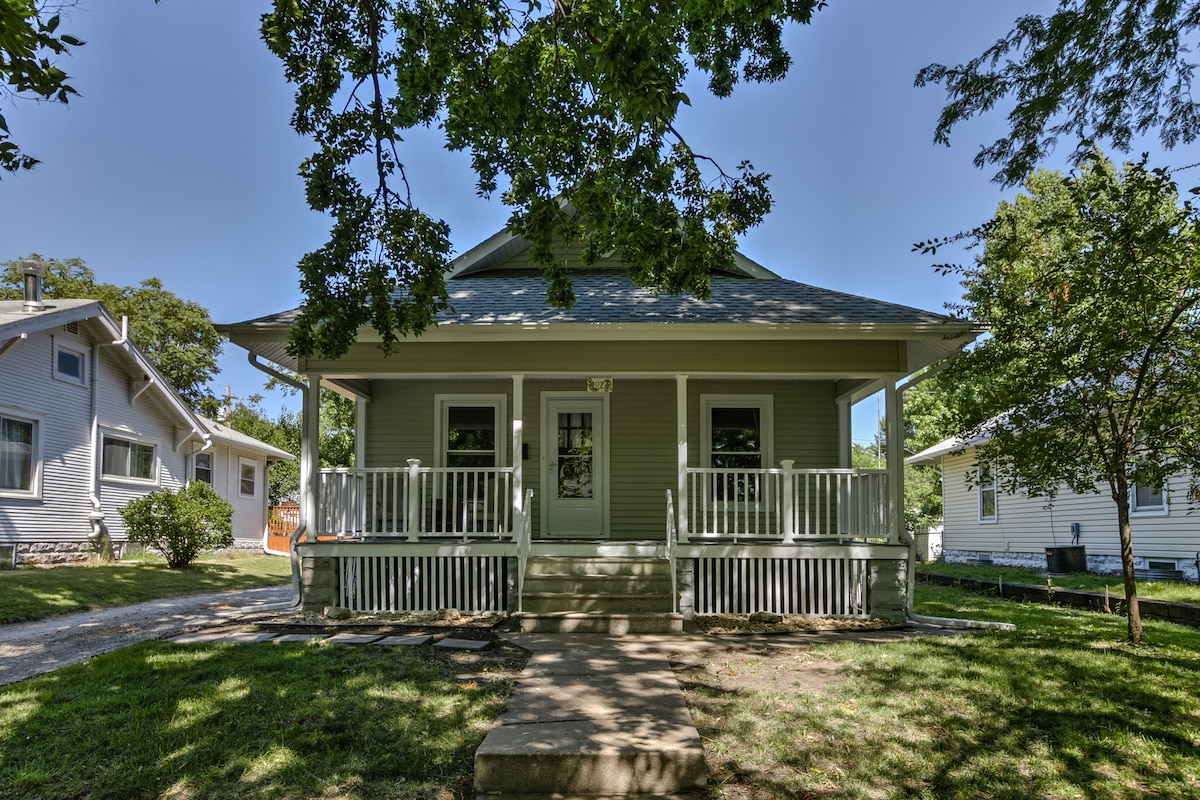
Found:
[239,458,258,498]
[101,434,157,483]
[978,463,997,522]
[194,452,213,485]
[702,395,772,501]
[0,412,38,496]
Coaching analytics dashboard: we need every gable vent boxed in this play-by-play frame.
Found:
[63,322,79,335]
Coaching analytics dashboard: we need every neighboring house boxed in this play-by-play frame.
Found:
[0,264,293,566]
[219,228,975,626]
[908,437,1200,583]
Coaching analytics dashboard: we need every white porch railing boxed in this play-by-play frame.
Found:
[318,460,515,540]
[685,462,888,542]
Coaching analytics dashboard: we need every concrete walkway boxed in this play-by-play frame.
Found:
[0,585,292,686]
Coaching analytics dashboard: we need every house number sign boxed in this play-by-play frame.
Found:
[586,377,613,393]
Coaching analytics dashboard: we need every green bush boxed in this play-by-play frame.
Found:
[119,481,234,569]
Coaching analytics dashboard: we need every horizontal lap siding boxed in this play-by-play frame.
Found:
[942,450,1200,561]
[0,329,94,541]
[609,381,675,539]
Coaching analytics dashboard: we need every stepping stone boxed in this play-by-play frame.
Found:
[374,634,432,646]
[326,633,384,644]
[273,633,326,642]
[169,631,278,643]
[434,637,490,650]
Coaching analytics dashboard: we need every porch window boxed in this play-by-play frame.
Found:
[0,412,37,496]
[446,406,497,467]
[978,463,997,522]
[701,395,773,501]
[102,434,157,483]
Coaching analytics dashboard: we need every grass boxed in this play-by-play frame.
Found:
[0,638,523,799]
[680,586,1200,799]
[917,559,1200,604]
[0,552,292,625]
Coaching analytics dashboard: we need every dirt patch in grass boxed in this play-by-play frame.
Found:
[673,647,845,696]
[690,613,897,635]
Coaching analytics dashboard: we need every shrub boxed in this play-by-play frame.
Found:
[119,481,234,568]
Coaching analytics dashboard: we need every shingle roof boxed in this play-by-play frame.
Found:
[230,270,950,328]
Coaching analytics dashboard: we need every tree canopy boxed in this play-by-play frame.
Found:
[0,255,223,407]
[921,152,1200,643]
[917,1,1200,187]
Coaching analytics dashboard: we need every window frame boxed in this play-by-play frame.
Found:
[238,457,259,499]
[52,336,87,387]
[100,431,159,485]
[434,394,507,469]
[193,451,213,486]
[978,462,998,523]
[700,394,774,470]
[0,407,41,499]
[1130,483,1168,516]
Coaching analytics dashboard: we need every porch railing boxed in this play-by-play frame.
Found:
[684,462,888,542]
[318,460,516,540]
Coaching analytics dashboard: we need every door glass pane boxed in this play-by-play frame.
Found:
[557,412,593,499]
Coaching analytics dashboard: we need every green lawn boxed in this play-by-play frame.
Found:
[0,553,292,625]
[0,639,522,800]
[683,585,1200,799]
[917,559,1200,603]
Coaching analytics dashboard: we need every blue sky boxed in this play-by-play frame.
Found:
[3,1,1195,447]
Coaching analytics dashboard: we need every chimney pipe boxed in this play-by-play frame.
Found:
[19,259,45,313]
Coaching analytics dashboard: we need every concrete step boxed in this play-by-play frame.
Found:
[522,574,674,595]
[522,593,675,614]
[525,556,672,578]
[512,612,685,634]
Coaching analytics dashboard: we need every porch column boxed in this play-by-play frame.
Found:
[354,397,367,468]
[301,373,322,531]
[837,396,852,468]
[885,377,904,541]
[511,374,524,525]
[676,374,689,542]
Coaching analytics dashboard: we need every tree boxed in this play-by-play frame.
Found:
[261,0,826,358]
[920,152,1200,644]
[0,1,83,173]
[0,255,223,407]
[918,1,1200,187]
[120,480,234,569]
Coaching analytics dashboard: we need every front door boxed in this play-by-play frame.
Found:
[543,395,606,537]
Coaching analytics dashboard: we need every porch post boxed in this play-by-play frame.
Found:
[676,374,689,543]
[301,373,322,532]
[885,377,905,541]
[511,374,524,528]
[780,459,796,543]
[837,397,851,468]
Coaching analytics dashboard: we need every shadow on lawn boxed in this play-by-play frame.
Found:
[0,640,517,799]
[681,609,1200,799]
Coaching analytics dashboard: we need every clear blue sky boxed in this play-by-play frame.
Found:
[4,1,1196,447]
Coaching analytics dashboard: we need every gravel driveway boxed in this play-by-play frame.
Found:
[0,585,293,686]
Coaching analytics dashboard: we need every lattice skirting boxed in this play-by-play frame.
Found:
[689,556,870,617]
[336,555,510,613]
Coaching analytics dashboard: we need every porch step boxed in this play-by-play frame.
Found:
[525,556,673,577]
[520,556,676,618]
[522,592,674,614]
[522,573,673,595]
[511,612,685,634]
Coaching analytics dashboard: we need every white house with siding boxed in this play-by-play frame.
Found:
[908,437,1200,583]
[0,264,292,565]
[219,225,978,629]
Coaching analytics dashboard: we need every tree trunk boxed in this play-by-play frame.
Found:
[1114,475,1143,644]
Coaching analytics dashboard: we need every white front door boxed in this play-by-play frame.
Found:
[543,395,606,537]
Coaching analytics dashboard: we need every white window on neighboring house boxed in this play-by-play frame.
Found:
[53,338,86,386]
[1131,483,1166,514]
[194,452,213,485]
[239,458,258,498]
[101,434,157,483]
[0,412,38,497]
[978,463,998,522]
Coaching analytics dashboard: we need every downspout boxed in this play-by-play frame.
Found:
[87,342,108,553]
[894,360,1015,631]
[244,353,309,611]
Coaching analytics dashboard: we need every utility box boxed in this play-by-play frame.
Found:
[1045,545,1087,574]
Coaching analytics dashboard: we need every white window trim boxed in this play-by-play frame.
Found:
[238,457,259,499]
[978,463,998,523]
[1130,484,1168,516]
[700,394,774,469]
[99,430,160,486]
[434,394,508,468]
[52,336,87,387]
[193,451,214,485]
[0,405,42,499]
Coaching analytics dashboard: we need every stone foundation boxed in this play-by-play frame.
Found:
[9,540,117,566]
[867,558,908,622]
[944,548,1200,583]
[300,556,339,612]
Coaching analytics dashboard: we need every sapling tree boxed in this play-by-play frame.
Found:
[920,152,1200,644]
[120,481,234,569]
